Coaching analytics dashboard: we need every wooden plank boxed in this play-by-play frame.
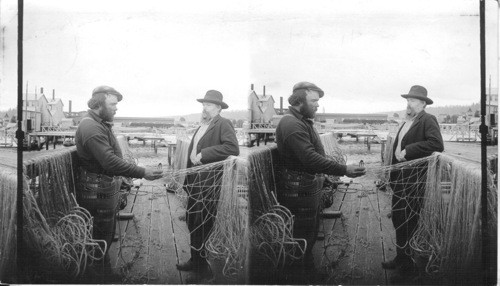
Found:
[349,189,387,285]
[165,191,191,283]
[311,185,361,284]
[115,185,153,283]
[313,188,346,271]
[330,188,361,284]
[109,187,138,270]
[377,187,397,281]
[148,187,182,284]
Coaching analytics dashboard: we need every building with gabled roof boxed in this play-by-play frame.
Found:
[247,85,277,128]
[21,87,68,132]
[487,87,498,127]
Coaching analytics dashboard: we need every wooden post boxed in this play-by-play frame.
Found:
[168,144,172,166]
[280,97,283,114]
[381,140,386,163]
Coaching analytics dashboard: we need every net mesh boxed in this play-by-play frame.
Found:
[9,132,497,284]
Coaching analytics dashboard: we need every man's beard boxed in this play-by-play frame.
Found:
[101,106,115,122]
[200,110,212,124]
[406,106,417,119]
[300,103,316,119]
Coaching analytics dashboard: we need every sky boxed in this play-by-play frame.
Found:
[0,0,498,117]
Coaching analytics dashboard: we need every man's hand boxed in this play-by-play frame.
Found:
[345,165,366,178]
[396,149,407,162]
[143,168,163,180]
[192,153,203,166]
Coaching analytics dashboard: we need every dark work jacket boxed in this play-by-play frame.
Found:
[392,110,444,164]
[187,114,240,168]
[184,114,240,236]
[275,107,347,176]
[75,110,145,178]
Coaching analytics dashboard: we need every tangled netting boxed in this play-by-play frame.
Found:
[22,148,106,281]
[0,169,17,281]
[373,135,497,283]
[164,132,347,279]
[7,131,496,284]
[166,132,496,283]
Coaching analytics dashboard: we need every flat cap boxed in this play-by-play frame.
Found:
[292,81,324,97]
[92,85,123,101]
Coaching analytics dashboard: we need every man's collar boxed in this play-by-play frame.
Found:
[87,110,103,122]
[288,106,304,120]
[200,118,212,126]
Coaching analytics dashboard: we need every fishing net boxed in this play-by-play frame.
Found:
[165,131,496,283]
[0,169,17,281]
[369,135,498,284]
[22,147,106,281]
[10,130,496,284]
[163,133,347,280]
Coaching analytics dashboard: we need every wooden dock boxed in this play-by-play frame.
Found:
[107,165,396,284]
[108,184,192,284]
[4,140,494,284]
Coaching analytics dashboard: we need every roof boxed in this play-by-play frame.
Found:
[257,94,274,102]
[249,90,275,103]
[48,98,64,105]
[22,93,48,102]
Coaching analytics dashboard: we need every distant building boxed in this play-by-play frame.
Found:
[21,87,69,132]
[487,87,498,126]
[247,85,277,128]
[22,106,42,132]
[64,110,87,125]
[46,98,65,126]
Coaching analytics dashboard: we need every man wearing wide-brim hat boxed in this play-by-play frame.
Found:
[383,85,444,282]
[176,90,239,283]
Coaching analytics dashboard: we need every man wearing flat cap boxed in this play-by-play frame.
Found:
[382,85,443,282]
[275,81,366,283]
[75,85,163,282]
[176,90,239,283]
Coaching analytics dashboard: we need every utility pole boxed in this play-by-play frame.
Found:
[478,1,491,285]
[16,0,25,283]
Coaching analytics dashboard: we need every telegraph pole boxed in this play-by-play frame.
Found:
[16,0,25,282]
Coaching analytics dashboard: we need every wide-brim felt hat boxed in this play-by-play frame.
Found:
[401,85,433,105]
[92,85,123,101]
[292,81,324,97]
[197,90,228,109]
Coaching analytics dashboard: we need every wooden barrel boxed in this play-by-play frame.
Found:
[76,168,121,253]
[276,169,323,253]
